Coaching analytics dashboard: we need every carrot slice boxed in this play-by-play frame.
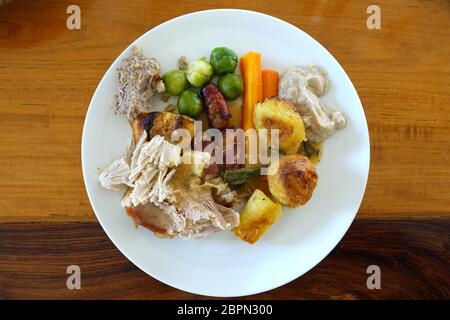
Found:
[240,51,262,131]
[262,69,279,100]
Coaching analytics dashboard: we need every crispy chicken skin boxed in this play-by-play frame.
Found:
[268,154,318,207]
[125,203,174,238]
[131,112,195,144]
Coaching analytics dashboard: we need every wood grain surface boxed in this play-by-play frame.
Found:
[1,219,449,299]
[0,0,449,299]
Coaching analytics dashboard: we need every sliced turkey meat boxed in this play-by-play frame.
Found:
[99,135,239,239]
[123,151,239,239]
[98,139,133,191]
[128,134,181,206]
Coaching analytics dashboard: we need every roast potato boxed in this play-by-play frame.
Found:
[232,189,282,244]
[253,97,305,154]
[267,154,318,208]
[131,111,195,143]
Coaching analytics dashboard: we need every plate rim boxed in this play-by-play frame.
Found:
[81,8,371,297]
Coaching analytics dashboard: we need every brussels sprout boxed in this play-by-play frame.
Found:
[163,70,189,96]
[210,47,238,75]
[186,58,214,87]
[177,90,203,119]
[218,74,243,100]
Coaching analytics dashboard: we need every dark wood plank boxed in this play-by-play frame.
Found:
[0,219,448,299]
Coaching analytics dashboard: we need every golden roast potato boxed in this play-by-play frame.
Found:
[232,189,282,244]
[268,154,318,207]
[253,97,305,154]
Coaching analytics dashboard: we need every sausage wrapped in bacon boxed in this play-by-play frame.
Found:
[201,83,231,130]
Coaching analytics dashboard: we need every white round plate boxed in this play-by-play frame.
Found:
[82,9,370,297]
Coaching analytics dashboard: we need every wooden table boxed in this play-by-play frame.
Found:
[0,0,449,299]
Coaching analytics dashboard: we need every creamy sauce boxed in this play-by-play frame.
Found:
[278,66,346,143]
